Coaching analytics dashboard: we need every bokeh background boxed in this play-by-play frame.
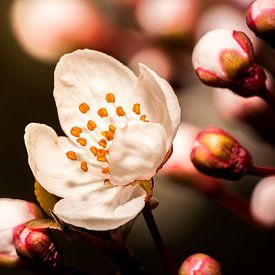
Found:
[1,0,275,274]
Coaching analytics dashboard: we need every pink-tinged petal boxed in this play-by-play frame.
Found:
[24,123,105,200]
[53,49,137,140]
[132,64,180,145]
[109,119,168,186]
[0,199,42,257]
[53,184,146,230]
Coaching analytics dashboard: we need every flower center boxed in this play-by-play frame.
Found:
[65,92,148,178]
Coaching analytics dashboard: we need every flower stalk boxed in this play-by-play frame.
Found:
[250,166,275,177]
[142,201,177,275]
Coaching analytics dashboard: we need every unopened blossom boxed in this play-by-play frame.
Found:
[25,49,180,231]
[192,29,266,97]
[191,127,253,180]
[179,253,222,275]
[251,176,275,227]
[246,0,275,47]
[0,199,42,264]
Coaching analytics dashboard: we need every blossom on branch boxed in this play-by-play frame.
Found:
[25,49,180,231]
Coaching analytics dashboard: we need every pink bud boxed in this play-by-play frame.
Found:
[135,0,198,37]
[179,253,222,275]
[160,123,220,194]
[251,176,275,227]
[0,199,43,266]
[10,0,114,62]
[246,0,275,47]
[192,29,266,97]
[13,224,61,268]
[191,127,253,180]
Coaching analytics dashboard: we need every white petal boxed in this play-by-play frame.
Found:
[0,199,39,256]
[132,64,181,145]
[53,49,137,139]
[24,123,105,200]
[109,119,168,186]
[53,184,146,230]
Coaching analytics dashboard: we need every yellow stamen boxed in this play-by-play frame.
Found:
[79,103,90,113]
[116,106,125,116]
[87,120,97,131]
[133,103,141,115]
[71,126,82,137]
[140,115,148,122]
[101,131,114,141]
[80,161,88,172]
[109,124,116,133]
[77,137,87,146]
[90,146,98,156]
[98,149,107,157]
[102,167,110,174]
[98,139,107,148]
[66,151,77,161]
[97,156,107,162]
[106,93,115,103]
[97,108,108,118]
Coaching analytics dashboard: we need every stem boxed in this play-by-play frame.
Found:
[259,85,275,108]
[250,165,275,177]
[142,201,177,275]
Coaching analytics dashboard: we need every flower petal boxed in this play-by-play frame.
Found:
[53,184,146,230]
[132,64,181,145]
[24,123,105,200]
[53,49,138,140]
[109,119,168,186]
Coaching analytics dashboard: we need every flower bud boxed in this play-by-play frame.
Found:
[246,0,275,47]
[13,224,61,269]
[0,199,43,267]
[191,127,253,180]
[192,29,266,97]
[179,253,222,275]
[251,176,275,228]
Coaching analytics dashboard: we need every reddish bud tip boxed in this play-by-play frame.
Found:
[191,127,253,180]
[13,224,61,269]
[179,253,222,275]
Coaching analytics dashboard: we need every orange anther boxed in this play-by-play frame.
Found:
[109,124,116,133]
[102,167,110,174]
[116,106,125,116]
[98,149,107,157]
[101,131,114,141]
[87,120,97,131]
[77,137,87,146]
[66,151,77,161]
[80,161,88,172]
[98,139,107,148]
[71,126,82,137]
[133,103,141,115]
[97,156,107,162]
[97,108,108,118]
[106,93,115,103]
[79,103,90,113]
[140,115,148,122]
[90,146,98,156]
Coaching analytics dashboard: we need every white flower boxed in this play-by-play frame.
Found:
[25,49,180,231]
[192,29,253,85]
[0,198,42,259]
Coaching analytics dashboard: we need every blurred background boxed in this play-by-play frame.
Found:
[1,0,275,274]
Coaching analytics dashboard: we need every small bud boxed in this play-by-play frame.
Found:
[179,253,222,275]
[191,127,253,180]
[246,0,275,47]
[0,199,43,267]
[192,29,266,97]
[251,176,275,228]
[13,224,61,269]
